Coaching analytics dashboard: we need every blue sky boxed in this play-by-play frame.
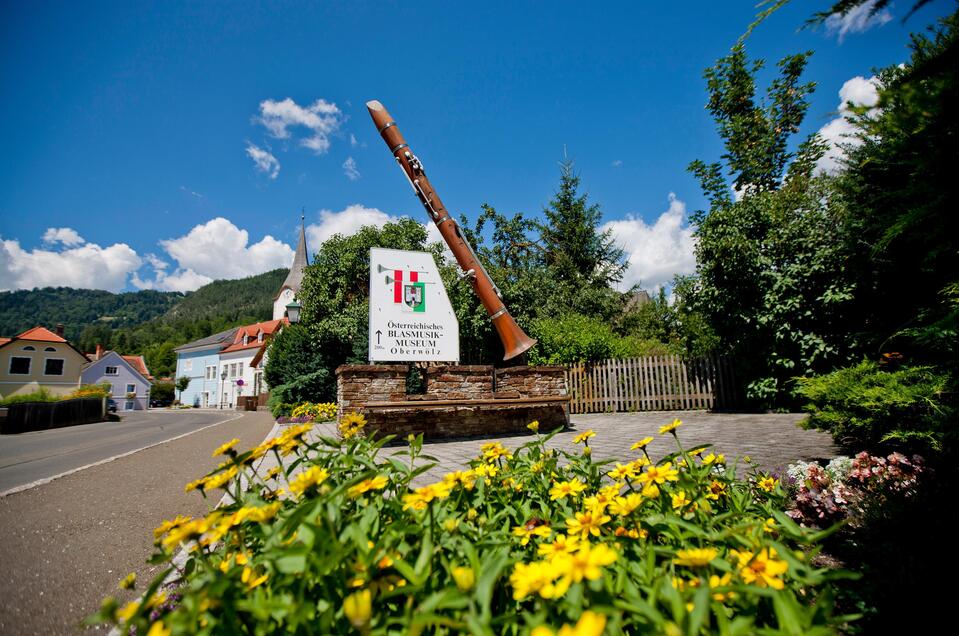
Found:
[1,1,952,294]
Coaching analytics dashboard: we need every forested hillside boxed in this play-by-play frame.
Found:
[0,268,288,378]
[0,288,182,340]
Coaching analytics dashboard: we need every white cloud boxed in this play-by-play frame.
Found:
[158,217,294,284]
[0,232,141,292]
[305,205,400,247]
[816,74,881,174]
[826,0,892,42]
[131,261,212,293]
[350,134,358,147]
[256,97,343,155]
[42,227,85,246]
[611,159,623,168]
[246,143,280,179]
[601,193,696,292]
[342,157,360,181]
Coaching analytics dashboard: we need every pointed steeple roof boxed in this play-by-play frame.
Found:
[278,213,309,297]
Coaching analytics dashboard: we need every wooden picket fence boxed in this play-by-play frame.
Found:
[565,355,738,414]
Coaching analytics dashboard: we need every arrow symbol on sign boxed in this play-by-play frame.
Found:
[375,330,382,345]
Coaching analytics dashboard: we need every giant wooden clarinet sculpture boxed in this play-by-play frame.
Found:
[366,100,536,361]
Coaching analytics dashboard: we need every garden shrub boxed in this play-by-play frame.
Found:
[69,383,112,399]
[92,419,854,635]
[529,313,677,365]
[795,360,955,452]
[0,387,59,406]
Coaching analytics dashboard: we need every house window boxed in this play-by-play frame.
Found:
[126,383,136,394]
[258,332,263,343]
[9,357,30,374]
[44,347,56,352]
[125,400,135,410]
[237,362,244,376]
[205,365,216,380]
[105,366,119,376]
[183,359,193,372]
[22,345,35,351]
[230,363,237,378]
[44,358,65,376]
[243,334,249,345]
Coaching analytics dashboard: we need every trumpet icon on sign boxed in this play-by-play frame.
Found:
[379,264,432,313]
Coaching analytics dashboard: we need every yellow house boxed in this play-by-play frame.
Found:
[0,326,87,398]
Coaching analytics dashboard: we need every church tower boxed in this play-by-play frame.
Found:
[273,215,309,320]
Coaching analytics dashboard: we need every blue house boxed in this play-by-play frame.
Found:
[173,328,238,408]
[81,350,152,411]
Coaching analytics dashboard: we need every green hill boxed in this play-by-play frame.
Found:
[0,268,289,378]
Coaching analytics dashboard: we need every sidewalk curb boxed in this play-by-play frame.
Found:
[106,418,283,636]
[0,412,245,498]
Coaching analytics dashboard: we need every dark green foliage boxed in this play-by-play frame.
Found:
[150,381,174,404]
[161,269,287,325]
[175,376,190,402]
[263,324,332,405]
[686,43,858,407]
[0,288,180,341]
[796,360,955,452]
[527,313,675,365]
[835,13,959,369]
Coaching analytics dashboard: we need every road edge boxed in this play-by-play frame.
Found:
[0,412,245,498]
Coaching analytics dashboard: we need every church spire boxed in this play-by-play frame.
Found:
[279,212,309,296]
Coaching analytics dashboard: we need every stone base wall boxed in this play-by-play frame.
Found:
[335,364,570,440]
[495,366,568,397]
[425,365,494,400]
[363,403,567,440]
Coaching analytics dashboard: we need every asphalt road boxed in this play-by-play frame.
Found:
[0,409,275,635]
[0,409,238,494]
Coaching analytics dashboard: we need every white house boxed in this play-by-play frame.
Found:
[216,318,287,408]
[81,349,153,410]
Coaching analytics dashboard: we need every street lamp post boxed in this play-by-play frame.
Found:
[220,370,227,409]
[285,298,302,324]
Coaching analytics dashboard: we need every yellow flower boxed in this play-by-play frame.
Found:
[343,588,372,628]
[565,509,611,539]
[348,475,389,498]
[211,437,240,457]
[513,523,552,546]
[757,476,778,492]
[673,547,718,567]
[702,453,725,466]
[288,465,330,497]
[637,462,679,485]
[709,573,736,602]
[659,418,682,435]
[472,463,499,478]
[535,610,608,636]
[265,466,282,481]
[549,479,587,501]
[146,621,171,636]
[731,547,789,589]
[118,572,136,590]
[402,481,452,510]
[572,430,596,444]
[183,477,206,493]
[116,600,140,622]
[608,493,643,516]
[706,480,727,500]
[537,533,580,558]
[527,420,540,432]
[607,463,637,480]
[154,515,192,540]
[510,559,569,601]
[630,436,654,451]
[241,566,268,589]
[482,442,513,462]
[443,518,460,533]
[614,526,648,539]
[452,566,475,591]
[443,470,477,490]
[671,490,691,510]
[203,466,239,490]
[562,543,618,583]
[763,517,777,533]
[689,447,707,456]
[338,412,366,440]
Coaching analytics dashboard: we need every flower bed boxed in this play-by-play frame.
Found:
[92,418,854,634]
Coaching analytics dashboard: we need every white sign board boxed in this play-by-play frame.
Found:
[368,248,459,362]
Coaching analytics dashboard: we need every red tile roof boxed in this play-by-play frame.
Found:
[0,338,10,347]
[220,318,288,354]
[14,326,67,343]
[122,355,153,381]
